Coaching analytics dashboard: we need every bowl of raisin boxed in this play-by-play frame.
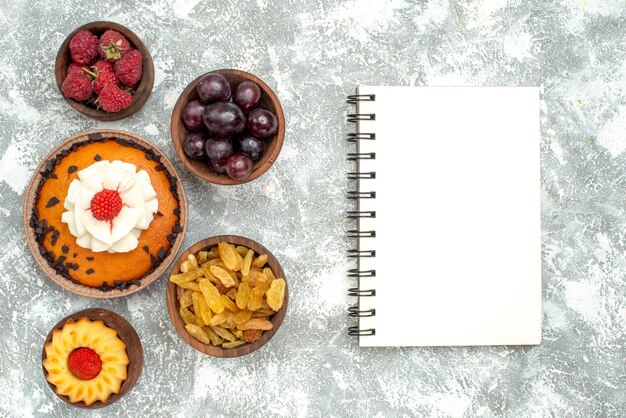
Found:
[171,70,285,185]
[166,235,288,357]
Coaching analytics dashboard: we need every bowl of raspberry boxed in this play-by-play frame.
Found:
[171,70,285,185]
[55,21,154,121]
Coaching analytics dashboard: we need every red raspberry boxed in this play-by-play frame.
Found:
[99,30,131,62]
[69,30,99,65]
[97,84,133,112]
[90,60,120,95]
[115,50,143,86]
[62,72,92,101]
[67,64,88,77]
[89,189,123,221]
[67,347,102,380]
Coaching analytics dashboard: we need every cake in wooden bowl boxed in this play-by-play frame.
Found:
[23,130,187,298]
[42,308,142,408]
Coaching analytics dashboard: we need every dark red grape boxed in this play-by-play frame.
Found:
[247,108,278,138]
[183,132,208,160]
[181,100,206,131]
[234,81,261,113]
[237,134,266,161]
[209,158,228,174]
[205,137,233,162]
[203,102,246,136]
[225,152,253,180]
[197,73,231,103]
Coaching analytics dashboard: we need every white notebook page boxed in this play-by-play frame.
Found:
[355,86,542,347]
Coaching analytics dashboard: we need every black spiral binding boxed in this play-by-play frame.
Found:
[347,113,375,123]
[347,211,376,219]
[347,133,375,142]
[346,94,375,104]
[347,191,376,199]
[348,306,376,317]
[348,172,376,180]
[347,91,376,338]
[347,152,375,161]
[347,230,375,238]
[348,268,376,277]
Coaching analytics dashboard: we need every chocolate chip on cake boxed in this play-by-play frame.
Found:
[46,197,60,208]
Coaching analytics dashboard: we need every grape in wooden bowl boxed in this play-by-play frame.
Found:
[54,21,154,121]
[166,235,288,357]
[171,70,285,185]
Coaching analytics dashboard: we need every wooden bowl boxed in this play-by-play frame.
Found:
[55,21,154,121]
[171,69,285,185]
[23,129,188,298]
[41,308,143,409]
[166,235,288,357]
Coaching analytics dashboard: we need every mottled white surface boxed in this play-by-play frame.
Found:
[0,0,625,416]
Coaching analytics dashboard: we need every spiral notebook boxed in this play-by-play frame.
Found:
[347,86,542,347]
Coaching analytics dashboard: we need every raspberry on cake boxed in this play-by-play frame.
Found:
[42,317,129,406]
[89,189,124,222]
[67,347,102,380]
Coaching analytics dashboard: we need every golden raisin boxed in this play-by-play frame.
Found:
[235,246,249,257]
[266,278,286,311]
[179,289,193,308]
[185,324,211,345]
[236,282,251,309]
[221,295,238,312]
[209,265,236,287]
[247,286,265,311]
[218,242,239,271]
[237,318,273,331]
[263,267,276,282]
[208,311,229,326]
[252,254,268,268]
[198,278,224,314]
[204,326,222,345]
[222,340,246,349]
[179,307,196,325]
[232,309,253,325]
[243,329,263,343]
[242,249,254,276]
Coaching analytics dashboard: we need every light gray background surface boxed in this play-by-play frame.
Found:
[1,0,625,416]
